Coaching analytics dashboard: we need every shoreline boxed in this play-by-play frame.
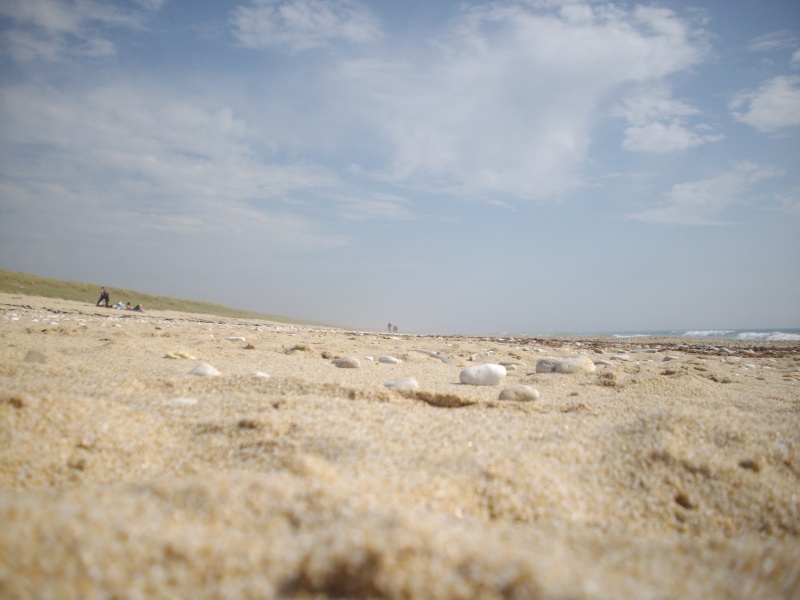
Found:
[3,293,797,352]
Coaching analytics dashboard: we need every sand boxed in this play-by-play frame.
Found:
[1,292,798,599]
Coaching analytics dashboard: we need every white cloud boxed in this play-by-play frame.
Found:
[616,85,723,152]
[0,0,160,62]
[793,49,800,65]
[731,75,800,132]
[627,162,782,225]
[335,2,709,199]
[232,0,382,52]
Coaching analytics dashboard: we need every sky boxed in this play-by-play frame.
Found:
[1,0,799,334]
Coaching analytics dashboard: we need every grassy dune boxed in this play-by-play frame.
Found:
[0,270,324,325]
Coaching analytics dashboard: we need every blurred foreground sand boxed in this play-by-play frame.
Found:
[1,293,799,599]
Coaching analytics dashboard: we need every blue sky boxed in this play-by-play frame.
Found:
[1,0,798,334]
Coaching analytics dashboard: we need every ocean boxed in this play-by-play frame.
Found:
[605,329,800,342]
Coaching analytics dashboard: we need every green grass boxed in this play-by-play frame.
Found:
[0,270,327,325]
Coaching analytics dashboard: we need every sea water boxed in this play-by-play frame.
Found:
[607,329,800,341]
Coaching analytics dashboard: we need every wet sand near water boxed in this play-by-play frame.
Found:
[1,293,799,598]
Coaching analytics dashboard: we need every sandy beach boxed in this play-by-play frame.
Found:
[1,292,798,599]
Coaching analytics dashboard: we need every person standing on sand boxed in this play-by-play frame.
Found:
[96,286,110,307]
[388,322,392,333]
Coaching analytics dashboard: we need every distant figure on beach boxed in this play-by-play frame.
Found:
[394,325,398,333]
[96,287,110,307]
[133,304,144,312]
[126,302,132,310]
[388,322,392,333]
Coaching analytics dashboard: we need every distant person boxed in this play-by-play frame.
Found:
[394,325,398,333]
[126,302,132,310]
[133,304,144,312]
[388,322,392,333]
[96,286,110,307]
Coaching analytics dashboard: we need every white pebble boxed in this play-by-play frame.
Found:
[169,397,198,406]
[226,336,246,342]
[247,371,270,378]
[459,364,507,386]
[536,357,596,374]
[384,378,420,390]
[379,356,402,364]
[189,363,221,377]
[164,351,197,360]
[333,357,360,369]
[498,385,540,401]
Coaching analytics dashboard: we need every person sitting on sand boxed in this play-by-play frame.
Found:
[126,302,132,310]
[133,304,144,312]
[96,286,110,307]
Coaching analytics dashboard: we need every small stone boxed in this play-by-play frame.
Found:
[165,351,197,360]
[189,363,221,377]
[595,360,613,367]
[169,397,198,406]
[333,357,360,368]
[460,364,506,386]
[663,356,680,362]
[384,378,420,390]
[498,385,540,401]
[414,350,455,364]
[23,350,46,364]
[379,356,402,364]
[226,336,246,342]
[536,357,596,374]
[610,355,630,361]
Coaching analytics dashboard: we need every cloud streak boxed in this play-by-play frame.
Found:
[232,0,382,51]
[627,162,782,226]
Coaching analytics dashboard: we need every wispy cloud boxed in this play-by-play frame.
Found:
[0,83,345,249]
[747,30,799,53]
[627,162,782,225]
[232,0,382,52]
[615,85,723,152]
[0,0,160,62]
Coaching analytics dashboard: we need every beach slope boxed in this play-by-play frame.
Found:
[1,294,798,598]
